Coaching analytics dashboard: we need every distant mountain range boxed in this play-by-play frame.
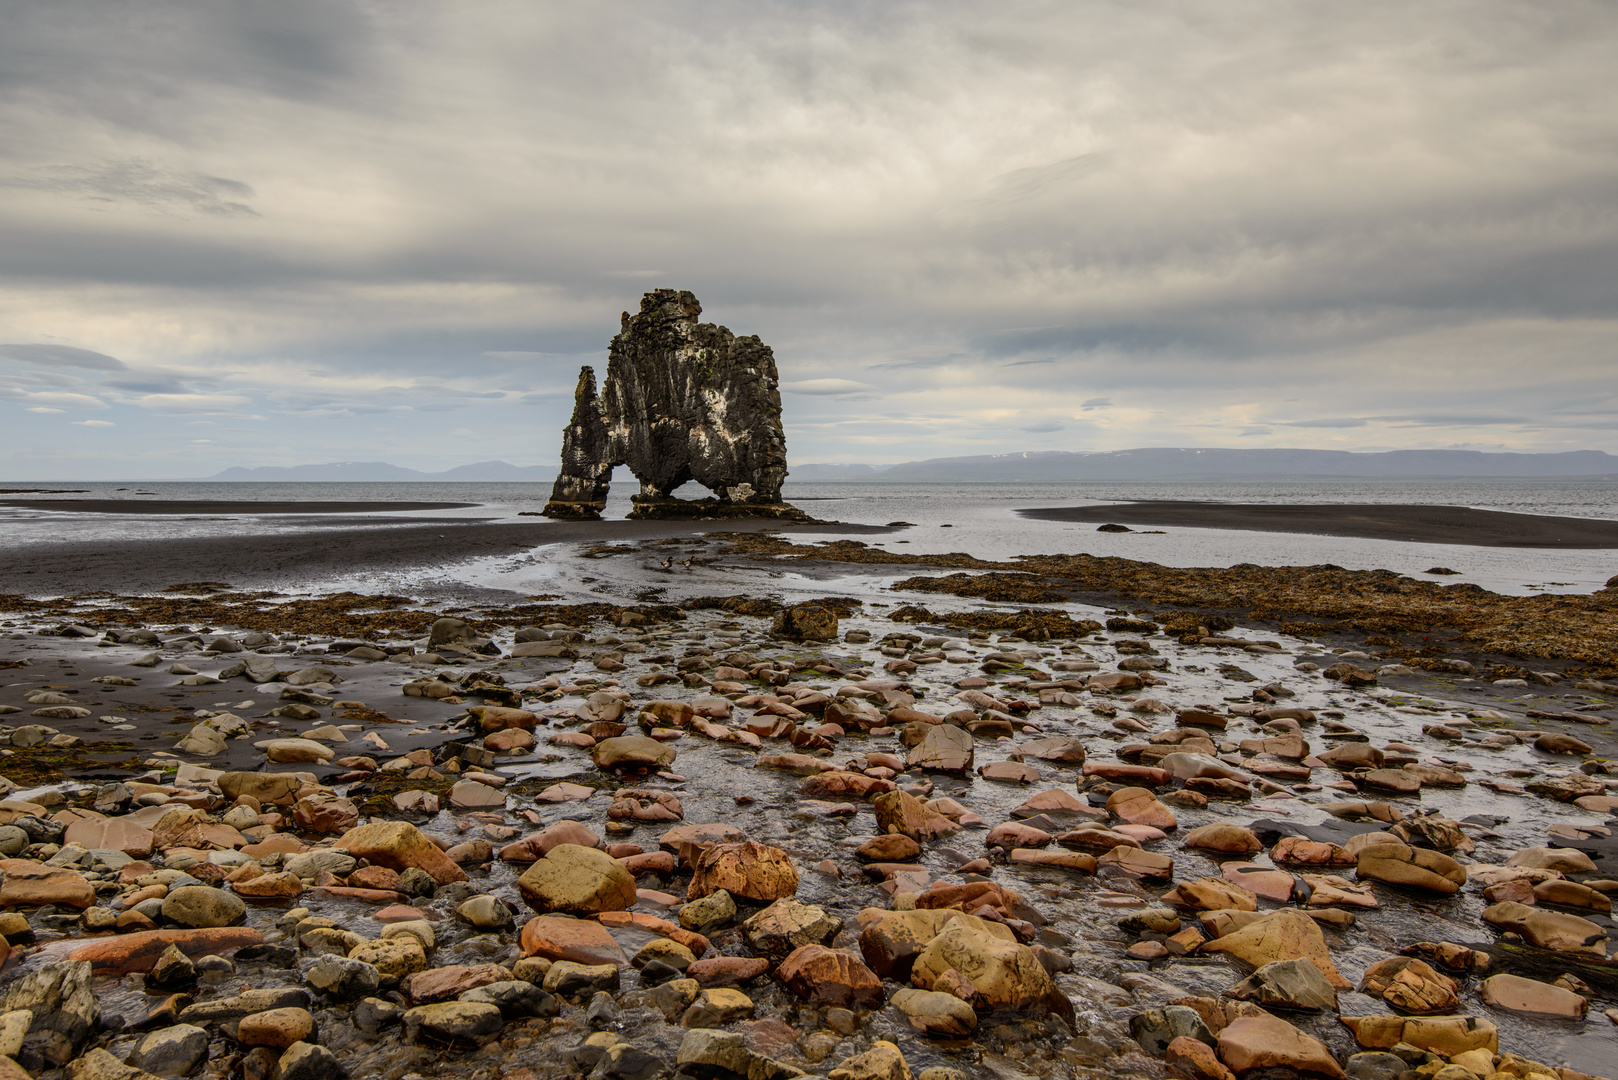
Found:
[208,448,1618,484]
[209,461,556,482]
[789,448,1618,481]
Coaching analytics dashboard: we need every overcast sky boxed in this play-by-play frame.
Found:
[2,1,1616,479]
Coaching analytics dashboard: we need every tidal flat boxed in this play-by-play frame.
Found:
[0,525,1616,1080]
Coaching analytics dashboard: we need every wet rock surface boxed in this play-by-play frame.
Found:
[0,538,1617,1080]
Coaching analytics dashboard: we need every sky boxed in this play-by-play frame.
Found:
[2,1,1617,479]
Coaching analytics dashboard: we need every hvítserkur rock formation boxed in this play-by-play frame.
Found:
[543,290,803,520]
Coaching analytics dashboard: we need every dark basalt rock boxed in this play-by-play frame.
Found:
[544,289,804,520]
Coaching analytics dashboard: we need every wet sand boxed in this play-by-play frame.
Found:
[0,518,885,597]
[0,499,479,514]
[1019,501,1618,548]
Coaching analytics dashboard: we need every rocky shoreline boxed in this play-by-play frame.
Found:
[0,535,1617,1080]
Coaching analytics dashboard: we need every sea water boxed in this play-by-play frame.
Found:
[1,478,1615,596]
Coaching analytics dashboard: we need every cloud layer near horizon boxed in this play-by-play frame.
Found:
[2,1,1616,478]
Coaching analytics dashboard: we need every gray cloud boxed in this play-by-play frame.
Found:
[0,344,126,370]
[1276,418,1370,429]
[1,161,257,217]
[0,1,1615,476]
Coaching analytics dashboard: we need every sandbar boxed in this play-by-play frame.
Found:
[0,517,879,597]
[1017,501,1618,548]
[0,499,479,514]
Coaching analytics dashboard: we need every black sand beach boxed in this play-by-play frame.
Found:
[1019,500,1618,548]
[0,517,883,596]
[0,499,479,514]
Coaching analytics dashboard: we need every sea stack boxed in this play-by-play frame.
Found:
[543,289,804,520]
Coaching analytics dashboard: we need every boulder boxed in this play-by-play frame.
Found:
[515,843,637,915]
[873,790,961,842]
[1130,1006,1216,1056]
[1477,974,1586,1016]
[1507,847,1597,873]
[1338,1015,1497,1057]
[1480,901,1608,957]
[910,921,1068,1017]
[827,1041,911,1080]
[1217,1015,1346,1079]
[0,860,94,908]
[1164,877,1258,912]
[468,706,538,733]
[292,793,359,834]
[133,1024,210,1077]
[858,909,1012,981]
[66,1049,165,1080]
[1227,959,1339,1012]
[400,964,511,1005]
[1201,910,1350,988]
[890,987,977,1037]
[402,1001,504,1044]
[676,1028,797,1080]
[278,1042,345,1080]
[3,959,100,1055]
[1355,841,1466,894]
[238,1007,315,1049]
[1182,823,1262,854]
[256,738,336,764]
[218,772,304,806]
[160,886,245,929]
[686,840,798,902]
[67,927,264,975]
[742,899,843,961]
[1167,1036,1237,1080]
[542,960,620,1002]
[336,821,468,885]
[1357,957,1458,1014]
[907,725,973,774]
[772,604,838,642]
[776,945,884,1009]
[592,736,678,771]
[519,915,628,966]
[1107,786,1177,830]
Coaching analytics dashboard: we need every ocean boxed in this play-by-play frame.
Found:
[2,478,1615,597]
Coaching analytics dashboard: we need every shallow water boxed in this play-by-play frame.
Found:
[2,478,1616,596]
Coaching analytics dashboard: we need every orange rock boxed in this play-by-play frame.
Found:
[63,817,154,858]
[595,911,709,956]
[292,793,359,834]
[68,927,264,975]
[401,962,513,1004]
[335,821,468,885]
[240,834,308,859]
[1083,762,1171,787]
[469,705,538,732]
[310,886,408,904]
[775,944,883,1008]
[1167,1035,1236,1080]
[0,859,94,908]
[1217,1015,1345,1079]
[231,871,305,899]
[687,841,799,902]
[519,915,627,966]
[1096,846,1175,882]
[1202,910,1349,989]
[349,865,407,892]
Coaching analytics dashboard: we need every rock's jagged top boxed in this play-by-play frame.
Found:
[543,289,803,520]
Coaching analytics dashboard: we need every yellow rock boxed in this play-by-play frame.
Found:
[1201,909,1349,988]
